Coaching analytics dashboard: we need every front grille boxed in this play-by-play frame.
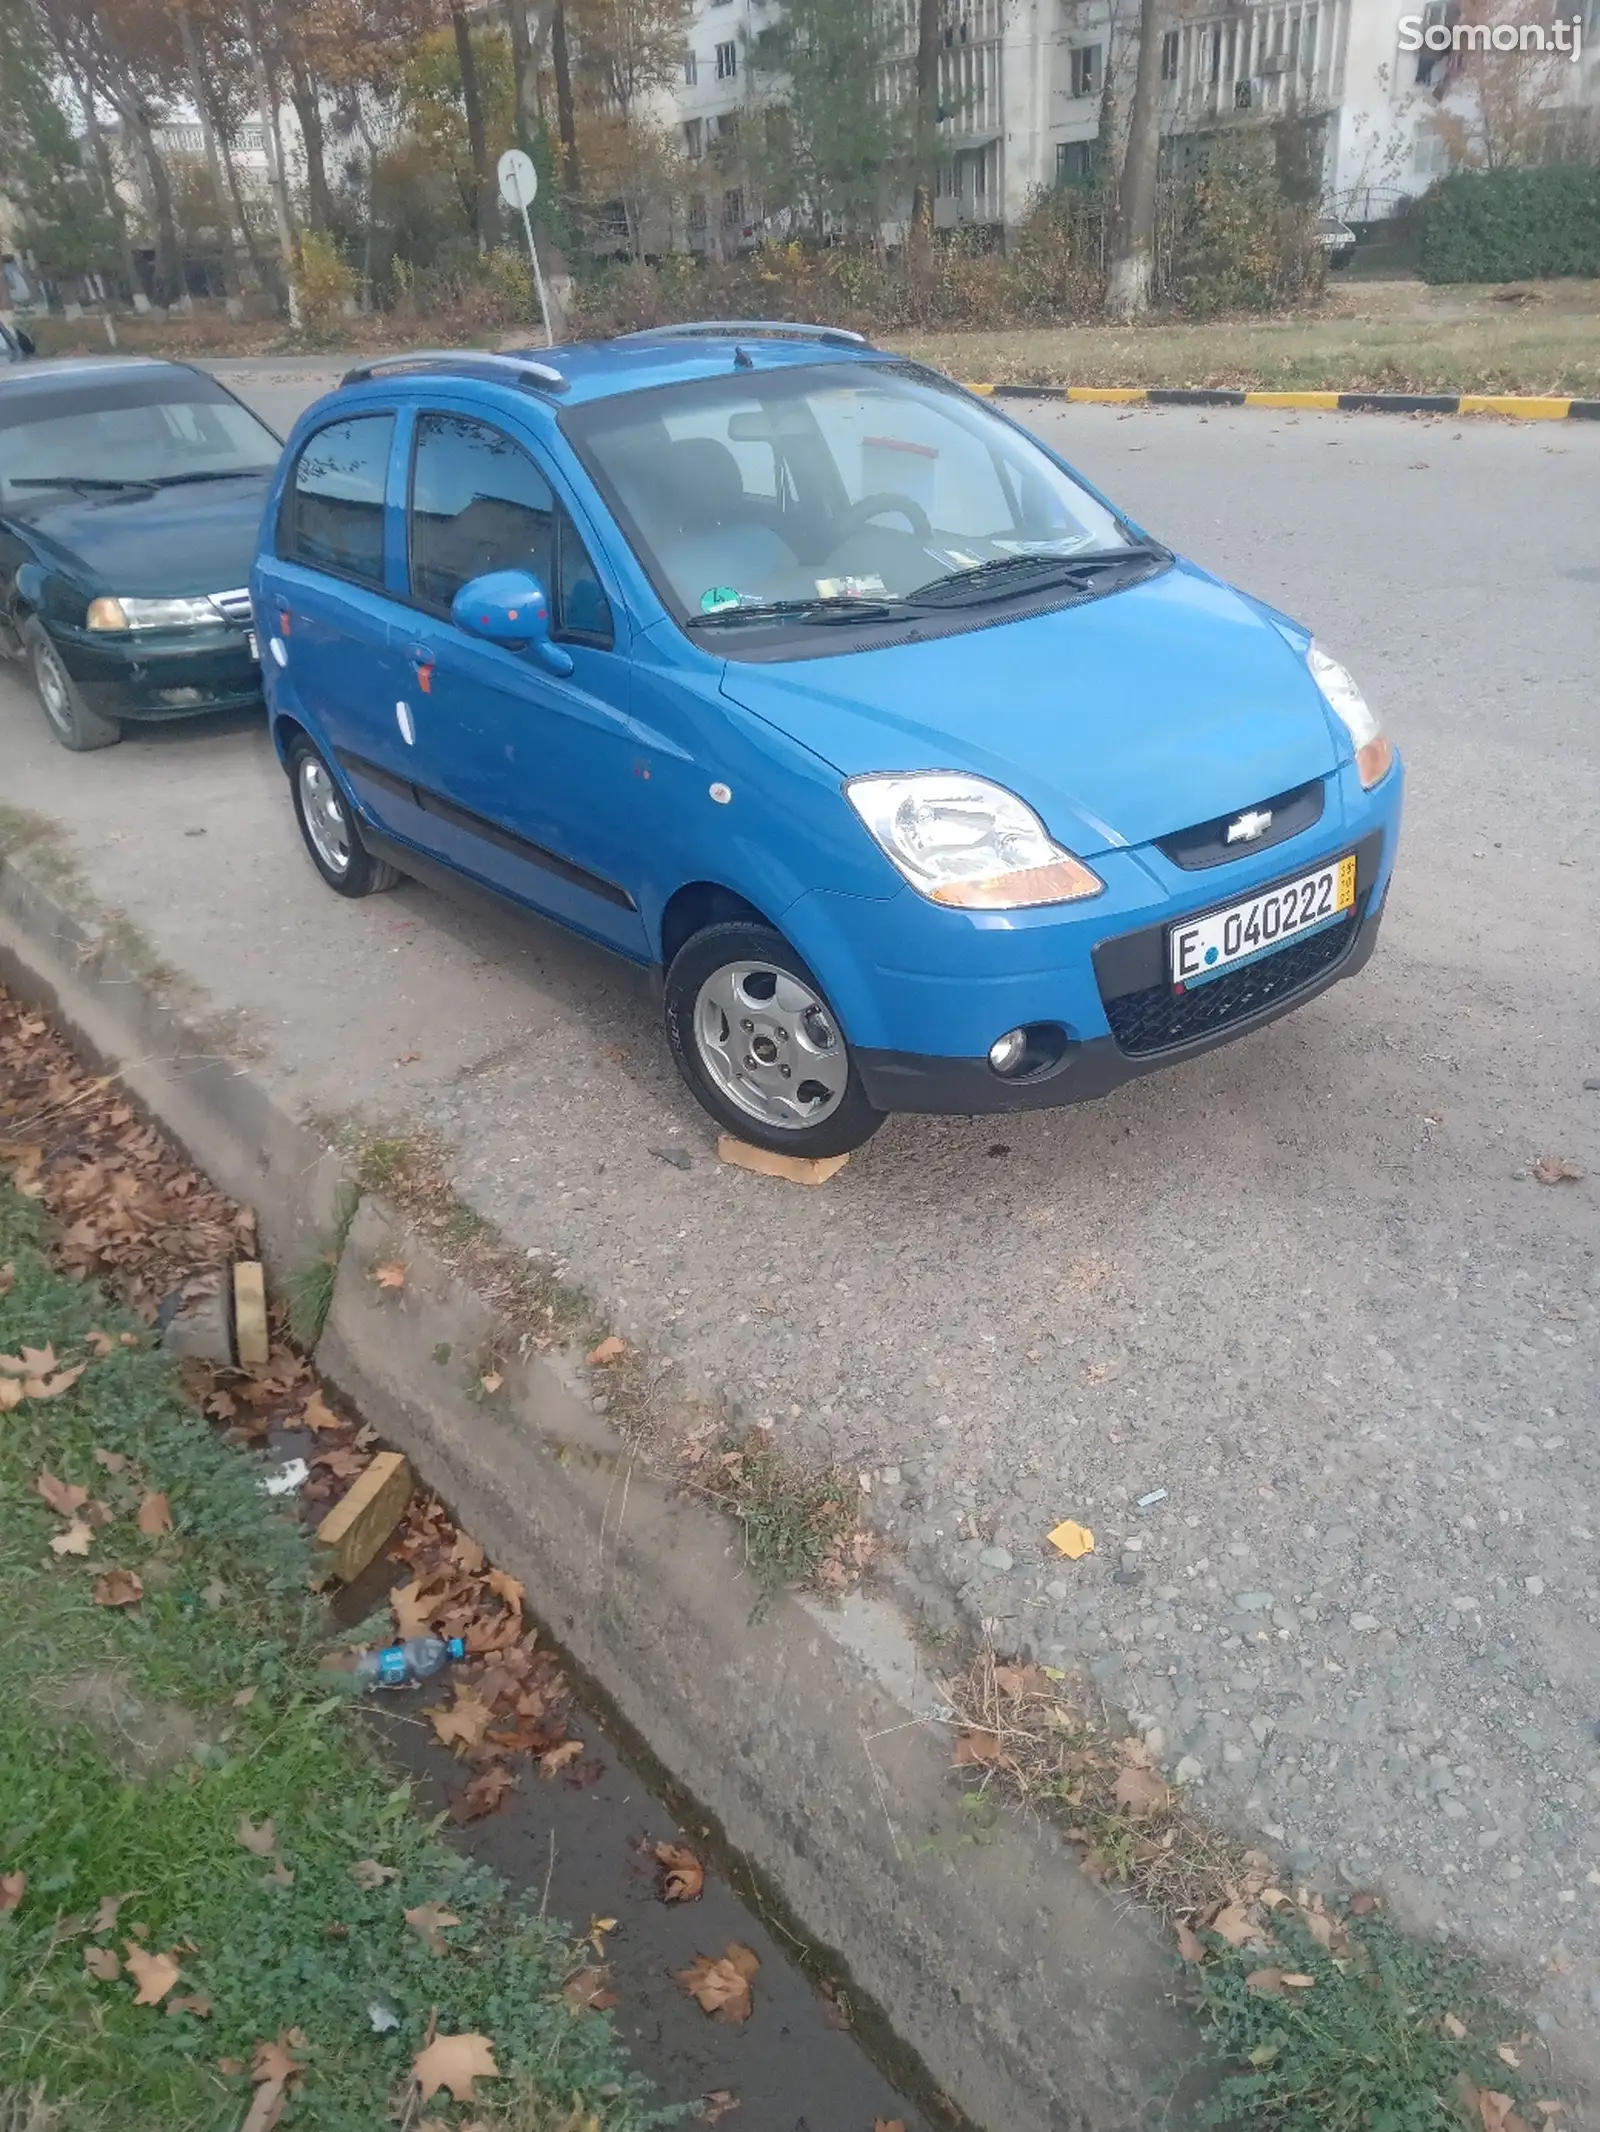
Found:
[210,588,253,627]
[1156,779,1325,870]
[1102,903,1362,1057]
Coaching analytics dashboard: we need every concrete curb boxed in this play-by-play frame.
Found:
[964,382,1600,420]
[0,834,1211,2131]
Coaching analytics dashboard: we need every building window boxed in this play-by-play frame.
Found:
[1056,139,1097,183]
[688,193,708,233]
[1415,0,1453,81]
[683,48,697,84]
[1069,43,1101,97]
[722,186,744,227]
[717,111,738,142]
[1413,121,1451,174]
[715,39,737,78]
[1301,8,1319,73]
[1209,24,1223,81]
[1161,28,1179,79]
[683,117,703,158]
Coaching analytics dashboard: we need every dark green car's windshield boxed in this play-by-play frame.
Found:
[563,360,1131,627]
[0,373,279,501]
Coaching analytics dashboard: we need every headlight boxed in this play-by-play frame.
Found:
[845,772,1104,909]
[1308,644,1394,789]
[86,595,221,632]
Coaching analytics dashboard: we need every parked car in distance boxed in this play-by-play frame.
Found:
[1317,214,1358,269]
[255,326,1403,1155]
[0,357,279,750]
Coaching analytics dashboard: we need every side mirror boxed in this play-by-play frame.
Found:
[451,569,573,676]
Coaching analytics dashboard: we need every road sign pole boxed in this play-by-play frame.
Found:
[519,200,554,348]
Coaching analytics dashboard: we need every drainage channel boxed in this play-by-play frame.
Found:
[309,1453,957,2132]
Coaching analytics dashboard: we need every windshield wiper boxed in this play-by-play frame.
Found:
[146,467,273,486]
[9,475,156,493]
[911,541,1167,607]
[687,595,920,630]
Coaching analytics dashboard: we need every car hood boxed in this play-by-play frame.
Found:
[9,474,269,596]
[717,562,1343,856]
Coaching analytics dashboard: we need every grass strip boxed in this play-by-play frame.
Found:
[0,1180,677,2132]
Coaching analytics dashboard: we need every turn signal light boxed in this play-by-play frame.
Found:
[1356,735,1394,789]
[929,855,1104,909]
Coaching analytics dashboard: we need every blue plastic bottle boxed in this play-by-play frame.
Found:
[355,1634,466,1689]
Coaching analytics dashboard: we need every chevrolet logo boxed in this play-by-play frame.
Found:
[1225,807,1274,845]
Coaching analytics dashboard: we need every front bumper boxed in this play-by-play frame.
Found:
[51,622,263,721]
[780,759,1403,1117]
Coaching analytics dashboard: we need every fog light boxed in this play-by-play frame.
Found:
[988,1028,1029,1076]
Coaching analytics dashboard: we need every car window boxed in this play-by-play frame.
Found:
[410,411,612,647]
[410,413,556,612]
[280,414,393,588]
[0,378,279,499]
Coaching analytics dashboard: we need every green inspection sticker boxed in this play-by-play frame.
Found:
[700,586,742,613]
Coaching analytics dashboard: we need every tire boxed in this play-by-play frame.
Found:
[664,921,885,1157]
[287,738,402,898]
[23,619,121,751]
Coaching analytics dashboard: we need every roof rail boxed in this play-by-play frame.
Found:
[616,319,869,350]
[340,349,567,392]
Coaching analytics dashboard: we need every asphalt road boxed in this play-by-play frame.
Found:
[4,370,1598,2055]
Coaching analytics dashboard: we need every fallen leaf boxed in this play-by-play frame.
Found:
[1047,1519,1095,1560]
[413,2032,499,2104]
[251,2034,305,2085]
[0,1263,11,1295]
[232,1687,257,1708]
[35,1470,88,1517]
[1476,2093,1531,2132]
[17,1344,55,1375]
[562,1964,619,2014]
[1281,1974,1315,1989]
[1246,1967,1285,1995]
[85,1330,114,1358]
[168,1992,213,2018]
[585,1335,627,1366]
[1532,1156,1583,1186]
[479,1371,503,1395]
[952,1728,1004,1768]
[0,1871,25,1911]
[261,1859,295,1889]
[123,1943,181,2005]
[679,1943,759,2023]
[236,1816,277,1857]
[703,2093,740,2124]
[390,1578,440,1638]
[218,2058,247,2077]
[485,1567,524,1615]
[875,2122,907,2132]
[50,1517,93,1557]
[136,1492,173,1537]
[27,1363,86,1401]
[1498,2046,1521,2069]
[0,1378,22,1412]
[1113,1763,1170,1818]
[90,1894,124,1932]
[348,1859,400,1890]
[993,1663,1052,1699]
[1175,1921,1206,1964]
[84,1945,121,1980]
[654,1842,705,1904]
[1444,2013,1469,2040]
[93,1448,127,1474]
[93,1568,143,1609]
[301,1391,344,1433]
[373,1260,407,1290]
[428,1688,495,1755]
[1207,1901,1260,1949]
[452,1763,517,1821]
[404,1901,463,1955]
[540,1738,585,1777]
[1348,1891,1381,1916]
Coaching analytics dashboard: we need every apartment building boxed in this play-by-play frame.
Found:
[666,0,1600,241]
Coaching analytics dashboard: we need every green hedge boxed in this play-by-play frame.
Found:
[1420,165,1600,282]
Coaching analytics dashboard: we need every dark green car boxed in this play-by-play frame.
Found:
[0,357,281,750]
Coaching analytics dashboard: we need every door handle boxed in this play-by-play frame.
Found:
[405,643,435,693]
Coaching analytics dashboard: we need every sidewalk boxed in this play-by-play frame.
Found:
[1,395,1597,2105]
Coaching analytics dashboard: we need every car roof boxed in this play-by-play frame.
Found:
[0,355,202,405]
[337,326,892,411]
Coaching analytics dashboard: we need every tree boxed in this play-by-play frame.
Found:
[1104,0,1163,318]
[400,21,514,237]
[570,0,688,128]
[1430,0,1571,171]
[448,0,495,246]
[907,0,939,259]
[748,0,912,239]
[1,0,120,279]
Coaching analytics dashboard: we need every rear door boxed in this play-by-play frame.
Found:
[392,405,649,957]
[264,409,429,843]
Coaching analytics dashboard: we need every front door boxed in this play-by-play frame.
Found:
[394,406,649,958]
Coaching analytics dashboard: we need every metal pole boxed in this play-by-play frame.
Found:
[518,199,553,347]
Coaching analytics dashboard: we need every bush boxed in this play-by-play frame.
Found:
[1420,164,1600,282]
[293,229,356,329]
[1169,141,1324,317]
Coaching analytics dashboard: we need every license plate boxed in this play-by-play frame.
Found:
[246,630,259,662]
[1170,853,1356,987]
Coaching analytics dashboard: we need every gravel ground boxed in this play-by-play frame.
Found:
[3,380,1597,2062]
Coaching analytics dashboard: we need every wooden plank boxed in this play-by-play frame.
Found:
[716,1135,850,1187]
[232,1260,269,1369]
[315,1450,413,1585]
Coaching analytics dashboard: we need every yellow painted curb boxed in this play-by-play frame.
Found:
[1243,390,1342,411]
[1457,394,1573,420]
[961,380,996,394]
[1066,385,1147,403]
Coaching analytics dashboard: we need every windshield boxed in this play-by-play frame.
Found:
[565,361,1132,624]
[0,377,279,500]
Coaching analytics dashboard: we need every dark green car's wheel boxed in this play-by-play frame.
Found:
[23,619,120,751]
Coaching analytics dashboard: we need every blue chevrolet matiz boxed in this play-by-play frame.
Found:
[253,323,1402,1156]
